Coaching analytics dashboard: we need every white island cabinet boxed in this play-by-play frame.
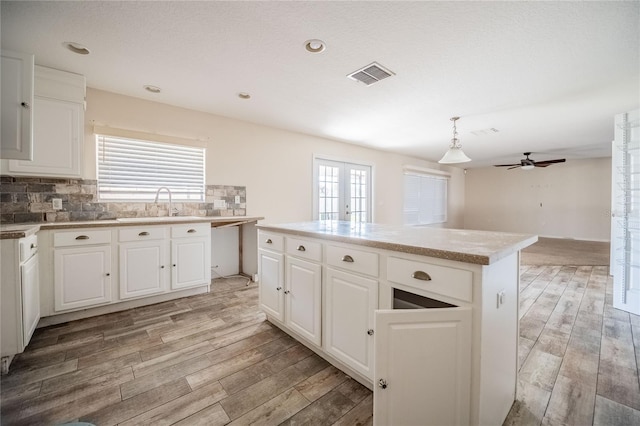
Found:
[257,221,537,426]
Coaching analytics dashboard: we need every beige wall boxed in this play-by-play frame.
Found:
[84,88,465,227]
[464,157,611,241]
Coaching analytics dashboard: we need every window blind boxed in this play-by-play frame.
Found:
[403,172,447,225]
[97,135,205,201]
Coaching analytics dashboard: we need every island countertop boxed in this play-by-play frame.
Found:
[0,215,264,240]
[257,221,537,265]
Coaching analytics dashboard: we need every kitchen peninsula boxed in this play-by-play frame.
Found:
[256,221,537,426]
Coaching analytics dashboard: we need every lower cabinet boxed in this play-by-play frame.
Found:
[285,256,322,346]
[54,244,112,311]
[119,240,166,299]
[324,267,377,379]
[21,252,40,347]
[258,248,284,321]
[374,306,472,426]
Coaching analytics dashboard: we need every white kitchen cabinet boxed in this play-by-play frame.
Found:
[1,50,34,161]
[1,234,40,373]
[170,224,211,290]
[54,229,112,311]
[9,65,84,177]
[285,256,322,346]
[258,248,285,321]
[119,227,167,299]
[324,267,377,379]
[374,302,472,426]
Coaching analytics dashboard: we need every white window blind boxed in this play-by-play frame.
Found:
[403,172,448,225]
[97,135,205,201]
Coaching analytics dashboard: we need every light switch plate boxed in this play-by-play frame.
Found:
[235,195,241,204]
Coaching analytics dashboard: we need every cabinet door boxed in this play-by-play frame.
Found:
[9,97,82,177]
[171,237,210,290]
[1,50,33,160]
[286,256,322,346]
[54,245,112,311]
[258,249,284,321]
[324,268,377,379]
[119,241,166,299]
[21,253,40,348]
[374,307,472,426]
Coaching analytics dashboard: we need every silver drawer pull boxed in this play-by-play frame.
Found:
[75,235,89,240]
[30,243,37,249]
[187,229,196,233]
[297,245,306,252]
[265,238,273,244]
[21,102,30,109]
[367,329,374,336]
[276,286,282,291]
[412,271,432,281]
[139,231,150,236]
[378,379,388,389]
[342,255,354,263]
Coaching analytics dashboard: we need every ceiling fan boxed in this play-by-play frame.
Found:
[494,152,566,170]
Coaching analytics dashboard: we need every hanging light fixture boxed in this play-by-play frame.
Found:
[438,116,471,164]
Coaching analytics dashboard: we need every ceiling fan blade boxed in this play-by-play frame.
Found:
[507,166,521,170]
[494,163,520,167]
[534,159,566,166]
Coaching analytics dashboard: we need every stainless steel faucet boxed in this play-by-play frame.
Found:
[154,187,176,216]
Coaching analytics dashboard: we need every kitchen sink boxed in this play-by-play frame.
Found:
[116,216,206,223]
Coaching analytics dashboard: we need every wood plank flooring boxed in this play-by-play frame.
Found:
[1,265,639,425]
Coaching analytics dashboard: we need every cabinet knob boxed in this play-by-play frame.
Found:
[173,264,177,267]
[187,229,196,233]
[276,286,282,291]
[297,245,306,252]
[139,231,150,236]
[378,379,388,389]
[411,270,432,281]
[284,290,290,294]
[342,255,354,263]
[367,329,374,336]
[106,273,111,277]
[21,102,30,109]
[161,265,165,269]
[30,243,37,249]
[265,239,273,244]
[75,235,90,240]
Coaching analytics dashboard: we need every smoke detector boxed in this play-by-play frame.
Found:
[347,62,395,86]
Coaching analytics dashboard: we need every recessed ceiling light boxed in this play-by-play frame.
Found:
[304,39,326,53]
[63,41,90,55]
[238,92,251,99]
[143,85,161,94]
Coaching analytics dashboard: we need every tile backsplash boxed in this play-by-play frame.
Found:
[0,175,246,224]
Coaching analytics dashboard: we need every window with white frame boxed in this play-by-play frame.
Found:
[96,135,205,201]
[403,171,448,225]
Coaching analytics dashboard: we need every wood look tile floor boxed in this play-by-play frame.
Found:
[1,266,639,425]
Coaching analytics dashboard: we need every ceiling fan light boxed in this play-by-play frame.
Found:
[521,164,535,170]
[438,146,471,164]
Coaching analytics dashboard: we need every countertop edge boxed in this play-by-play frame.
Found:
[256,223,538,266]
[1,216,264,239]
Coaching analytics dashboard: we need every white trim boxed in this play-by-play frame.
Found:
[403,164,451,178]
[93,125,208,148]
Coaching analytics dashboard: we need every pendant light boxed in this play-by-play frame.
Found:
[438,116,471,164]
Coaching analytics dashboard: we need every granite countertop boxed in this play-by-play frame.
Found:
[257,221,538,265]
[0,216,264,240]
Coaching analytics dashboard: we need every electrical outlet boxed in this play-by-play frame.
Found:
[52,198,63,210]
[235,195,241,204]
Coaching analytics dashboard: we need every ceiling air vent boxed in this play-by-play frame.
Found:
[347,62,395,86]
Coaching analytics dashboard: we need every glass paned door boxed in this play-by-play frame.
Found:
[612,110,640,315]
[315,158,371,223]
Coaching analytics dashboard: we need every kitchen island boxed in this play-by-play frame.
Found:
[256,221,537,426]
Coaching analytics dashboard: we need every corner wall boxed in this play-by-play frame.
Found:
[464,157,611,241]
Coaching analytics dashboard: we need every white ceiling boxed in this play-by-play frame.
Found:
[2,1,638,168]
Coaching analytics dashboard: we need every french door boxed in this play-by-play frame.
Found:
[313,158,372,223]
[611,110,640,315]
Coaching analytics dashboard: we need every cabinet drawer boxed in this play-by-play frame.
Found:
[326,244,378,277]
[119,226,167,242]
[171,223,211,238]
[54,229,111,247]
[286,236,322,262]
[259,231,284,252]
[19,234,38,262]
[387,257,473,303]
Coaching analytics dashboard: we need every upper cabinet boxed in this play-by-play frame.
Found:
[8,65,85,177]
[1,50,34,161]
